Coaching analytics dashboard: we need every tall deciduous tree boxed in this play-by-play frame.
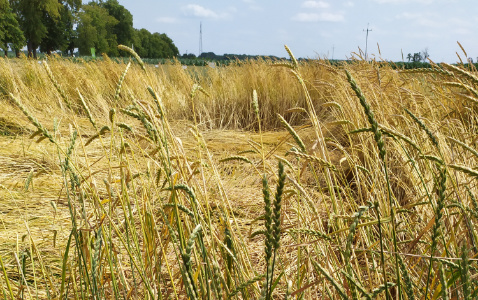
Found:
[12,0,62,58]
[133,29,179,59]
[133,28,151,58]
[0,0,25,56]
[158,33,178,58]
[100,0,133,53]
[76,2,118,56]
[40,0,81,55]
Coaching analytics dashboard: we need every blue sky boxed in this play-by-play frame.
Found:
[116,0,475,62]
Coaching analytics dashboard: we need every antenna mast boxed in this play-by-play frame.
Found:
[363,23,372,60]
[199,22,203,56]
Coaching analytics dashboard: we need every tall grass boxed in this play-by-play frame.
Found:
[0,45,477,299]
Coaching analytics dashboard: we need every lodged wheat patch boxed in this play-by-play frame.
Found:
[0,46,477,299]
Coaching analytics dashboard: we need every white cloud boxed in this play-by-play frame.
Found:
[301,1,330,8]
[395,12,442,28]
[182,4,222,19]
[227,6,238,13]
[344,1,355,7]
[156,17,178,24]
[241,0,262,11]
[395,12,423,19]
[292,12,344,22]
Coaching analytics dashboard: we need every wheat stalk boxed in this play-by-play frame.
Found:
[287,228,331,241]
[115,61,131,100]
[399,67,453,77]
[425,165,446,298]
[277,113,306,153]
[77,89,97,129]
[287,148,337,171]
[404,108,440,151]
[284,45,298,70]
[118,45,145,71]
[9,93,55,143]
[43,60,72,109]
[346,69,400,300]
[441,62,478,86]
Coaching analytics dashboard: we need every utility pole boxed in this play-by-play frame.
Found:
[199,22,203,56]
[332,44,335,60]
[363,23,372,61]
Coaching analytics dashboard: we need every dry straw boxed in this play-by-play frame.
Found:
[287,148,337,171]
[441,62,478,86]
[9,93,55,143]
[4,42,478,299]
[43,60,72,109]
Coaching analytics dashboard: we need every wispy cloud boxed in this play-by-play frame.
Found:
[344,1,355,7]
[395,12,423,19]
[301,1,330,8]
[156,17,178,24]
[292,12,344,22]
[241,0,262,11]
[182,4,229,19]
[395,12,442,28]
[373,0,434,4]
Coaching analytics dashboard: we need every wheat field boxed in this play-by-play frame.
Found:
[0,46,477,299]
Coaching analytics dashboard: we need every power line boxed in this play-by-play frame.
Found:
[363,23,372,61]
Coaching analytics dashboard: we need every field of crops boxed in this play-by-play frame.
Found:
[0,46,478,299]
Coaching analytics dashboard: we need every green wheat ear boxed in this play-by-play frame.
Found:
[9,93,55,144]
[118,45,145,71]
[345,70,386,160]
[277,113,306,153]
[284,45,298,70]
[404,108,440,151]
[115,61,131,100]
[77,89,97,129]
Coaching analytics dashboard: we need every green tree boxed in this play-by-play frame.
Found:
[12,0,62,58]
[147,32,179,58]
[132,29,179,59]
[158,33,178,58]
[0,0,25,56]
[412,52,421,62]
[64,0,82,56]
[40,0,81,55]
[76,2,118,56]
[133,28,151,58]
[100,0,133,54]
[149,32,168,58]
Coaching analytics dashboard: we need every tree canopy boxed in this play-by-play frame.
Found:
[76,2,118,56]
[1,0,179,58]
[0,0,25,56]
[131,29,179,59]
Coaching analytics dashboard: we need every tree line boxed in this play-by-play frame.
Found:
[406,48,429,63]
[0,0,179,58]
